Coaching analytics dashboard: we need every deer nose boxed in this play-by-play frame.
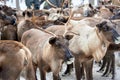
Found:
[65,48,74,64]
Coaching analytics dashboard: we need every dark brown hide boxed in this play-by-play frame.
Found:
[0,5,17,16]
[97,50,115,79]
[1,25,17,40]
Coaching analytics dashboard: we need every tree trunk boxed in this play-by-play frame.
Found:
[16,0,20,10]
[11,0,13,3]
[20,0,22,2]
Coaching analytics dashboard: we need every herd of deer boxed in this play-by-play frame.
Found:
[0,2,120,80]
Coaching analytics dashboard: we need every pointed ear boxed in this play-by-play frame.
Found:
[101,21,107,25]
[27,11,33,17]
[96,21,107,32]
[0,6,2,10]
[96,23,101,28]
[22,11,25,17]
[49,37,57,45]
[96,21,107,27]
[89,3,93,9]
[65,35,74,40]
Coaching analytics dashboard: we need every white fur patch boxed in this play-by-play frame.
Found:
[3,26,7,30]
[69,20,89,27]
[66,57,75,64]
[48,13,63,21]
[73,13,82,18]
[69,25,109,62]
[69,25,95,54]
[69,20,81,26]
[115,37,120,44]
[17,20,26,32]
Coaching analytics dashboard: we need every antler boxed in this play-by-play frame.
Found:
[34,24,57,37]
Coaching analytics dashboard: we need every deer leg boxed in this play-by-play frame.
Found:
[111,53,115,80]
[25,61,36,80]
[102,59,110,77]
[33,63,38,80]
[39,67,46,80]
[83,60,93,80]
[38,61,46,80]
[62,63,73,76]
[97,57,107,72]
[81,63,85,80]
[74,58,82,80]
[53,74,61,80]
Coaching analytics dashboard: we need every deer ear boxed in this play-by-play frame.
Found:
[22,11,25,17]
[96,21,107,32]
[96,23,101,28]
[96,21,107,27]
[65,34,74,40]
[96,21,107,28]
[101,21,107,25]
[89,3,93,9]
[0,6,2,10]
[27,11,33,17]
[49,37,57,45]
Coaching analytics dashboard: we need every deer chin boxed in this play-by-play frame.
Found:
[115,37,120,44]
[66,57,74,65]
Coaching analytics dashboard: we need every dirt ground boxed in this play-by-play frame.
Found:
[20,53,120,80]
[20,64,120,80]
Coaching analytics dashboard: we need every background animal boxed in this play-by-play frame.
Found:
[0,40,35,80]
[46,18,120,80]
